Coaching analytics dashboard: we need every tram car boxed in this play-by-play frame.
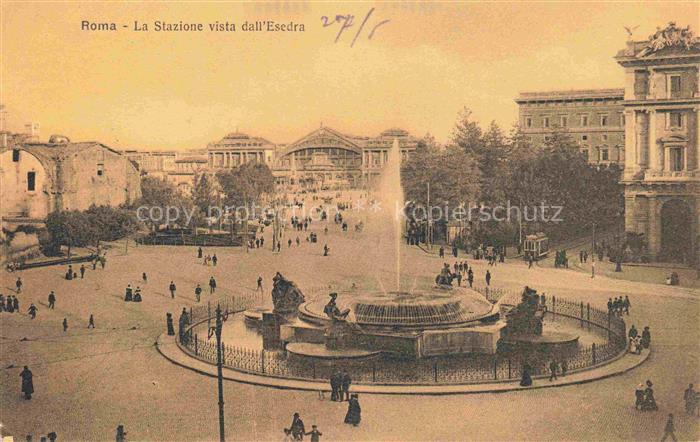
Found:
[523,232,549,260]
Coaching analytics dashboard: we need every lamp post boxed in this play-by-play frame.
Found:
[209,304,226,442]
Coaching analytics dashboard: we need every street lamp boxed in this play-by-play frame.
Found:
[208,304,228,442]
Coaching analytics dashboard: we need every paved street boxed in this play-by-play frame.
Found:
[1,217,698,441]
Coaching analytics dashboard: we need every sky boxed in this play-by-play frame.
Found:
[1,2,698,150]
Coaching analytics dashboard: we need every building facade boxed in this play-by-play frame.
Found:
[207,132,275,170]
[1,137,141,221]
[516,89,626,166]
[616,23,700,264]
[273,126,419,189]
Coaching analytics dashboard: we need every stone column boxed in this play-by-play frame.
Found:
[624,194,636,232]
[624,110,637,179]
[647,196,661,260]
[648,110,659,172]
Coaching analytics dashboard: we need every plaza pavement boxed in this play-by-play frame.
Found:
[0,213,698,441]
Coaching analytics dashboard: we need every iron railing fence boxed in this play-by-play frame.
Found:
[178,291,627,385]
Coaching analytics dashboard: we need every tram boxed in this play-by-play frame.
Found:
[523,232,549,260]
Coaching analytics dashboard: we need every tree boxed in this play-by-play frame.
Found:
[45,211,98,256]
[192,173,216,217]
[216,162,275,220]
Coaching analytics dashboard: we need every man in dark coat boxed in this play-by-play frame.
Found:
[209,277,217,294]
[344,394,361,426]
[290,412,305,440]
[198,247,203,258]
[16,277,23,293]
[341,372,352,401]
[439,246,444,258]
[549,360,557,381]
[166,313,175,336]
[485,270,491,286]
[80,264,86,278]
[20,366,33,399]
[48,291,56,309]
[169,281,177,299]
[330,372,340,401]
[467,269,474,288]
[641,326,651,349]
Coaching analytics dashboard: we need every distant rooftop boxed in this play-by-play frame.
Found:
[516,88,625,103]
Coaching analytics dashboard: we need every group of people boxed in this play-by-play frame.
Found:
[554,250,569,268]
[608,296,631,316]
[124,284,143,302]
[64,264,87,280]
[284,413,322,441]
[627,325,651,354]
[0,293,20,313]
[329,371,352,402]
[635,380,659,411]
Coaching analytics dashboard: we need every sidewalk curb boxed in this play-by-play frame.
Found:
[156,334,651,396]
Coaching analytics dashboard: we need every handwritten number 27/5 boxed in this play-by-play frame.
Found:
[321,8,390,47]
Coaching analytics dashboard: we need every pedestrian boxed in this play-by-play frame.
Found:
[80,264,86,278]
[209,277,217,294]
[439,246,444,258]
[166,313,175,336]
[257,276,263,293]
[168,281,177,299]
[198,247,203,259]
[13,295,19,313]
[661,414,677,441]
[684,383,697,416]
[48,291,56,309]
[133,287,142,302]
[195,284,202,303]
[142,272,148,284]
[452,245,458,258]
[212,254,218,266]
[88,314,95,329]
[642,380,658,411]
[288,238,292,248]
[124,285,133,302]
[27,303,38,319]
[456,272,462,287]
[341,371,351,401]
[344,394,361,426]
[641,326,651,349]
[296,237,300,246]
[47,432,57,442]
[520,363,532,387]
[305,425,323,442]
[16,277,23,293]
[607,298,613,315]
[528,254,533,269]
[115,424,127,442]
[20,365,34,399]
[549,360,557,381]
[485,270,491,286]
[330,372,340,401]
[63,318,68,332]
[467,269,474,288]
[634,383,645,410]
[289,412,305,441]
[560,360,567,377]
[623,295,631,315]
[323,244,329,256]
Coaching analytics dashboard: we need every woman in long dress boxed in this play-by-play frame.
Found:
[344,394,361,426]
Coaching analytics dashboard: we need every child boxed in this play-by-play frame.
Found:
[305,425,322,442]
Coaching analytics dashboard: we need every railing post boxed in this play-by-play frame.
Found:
[261,350,265,374]
[194,334,198,355]
[434,361,438,383]
[587,303,591,330]
[493,358,498,380]
[580,302,584,328]
[607,313,611,340]
[372,363,376,383]
[552,296,556,319]
[508,359,512,379]
[592,343,596,365]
